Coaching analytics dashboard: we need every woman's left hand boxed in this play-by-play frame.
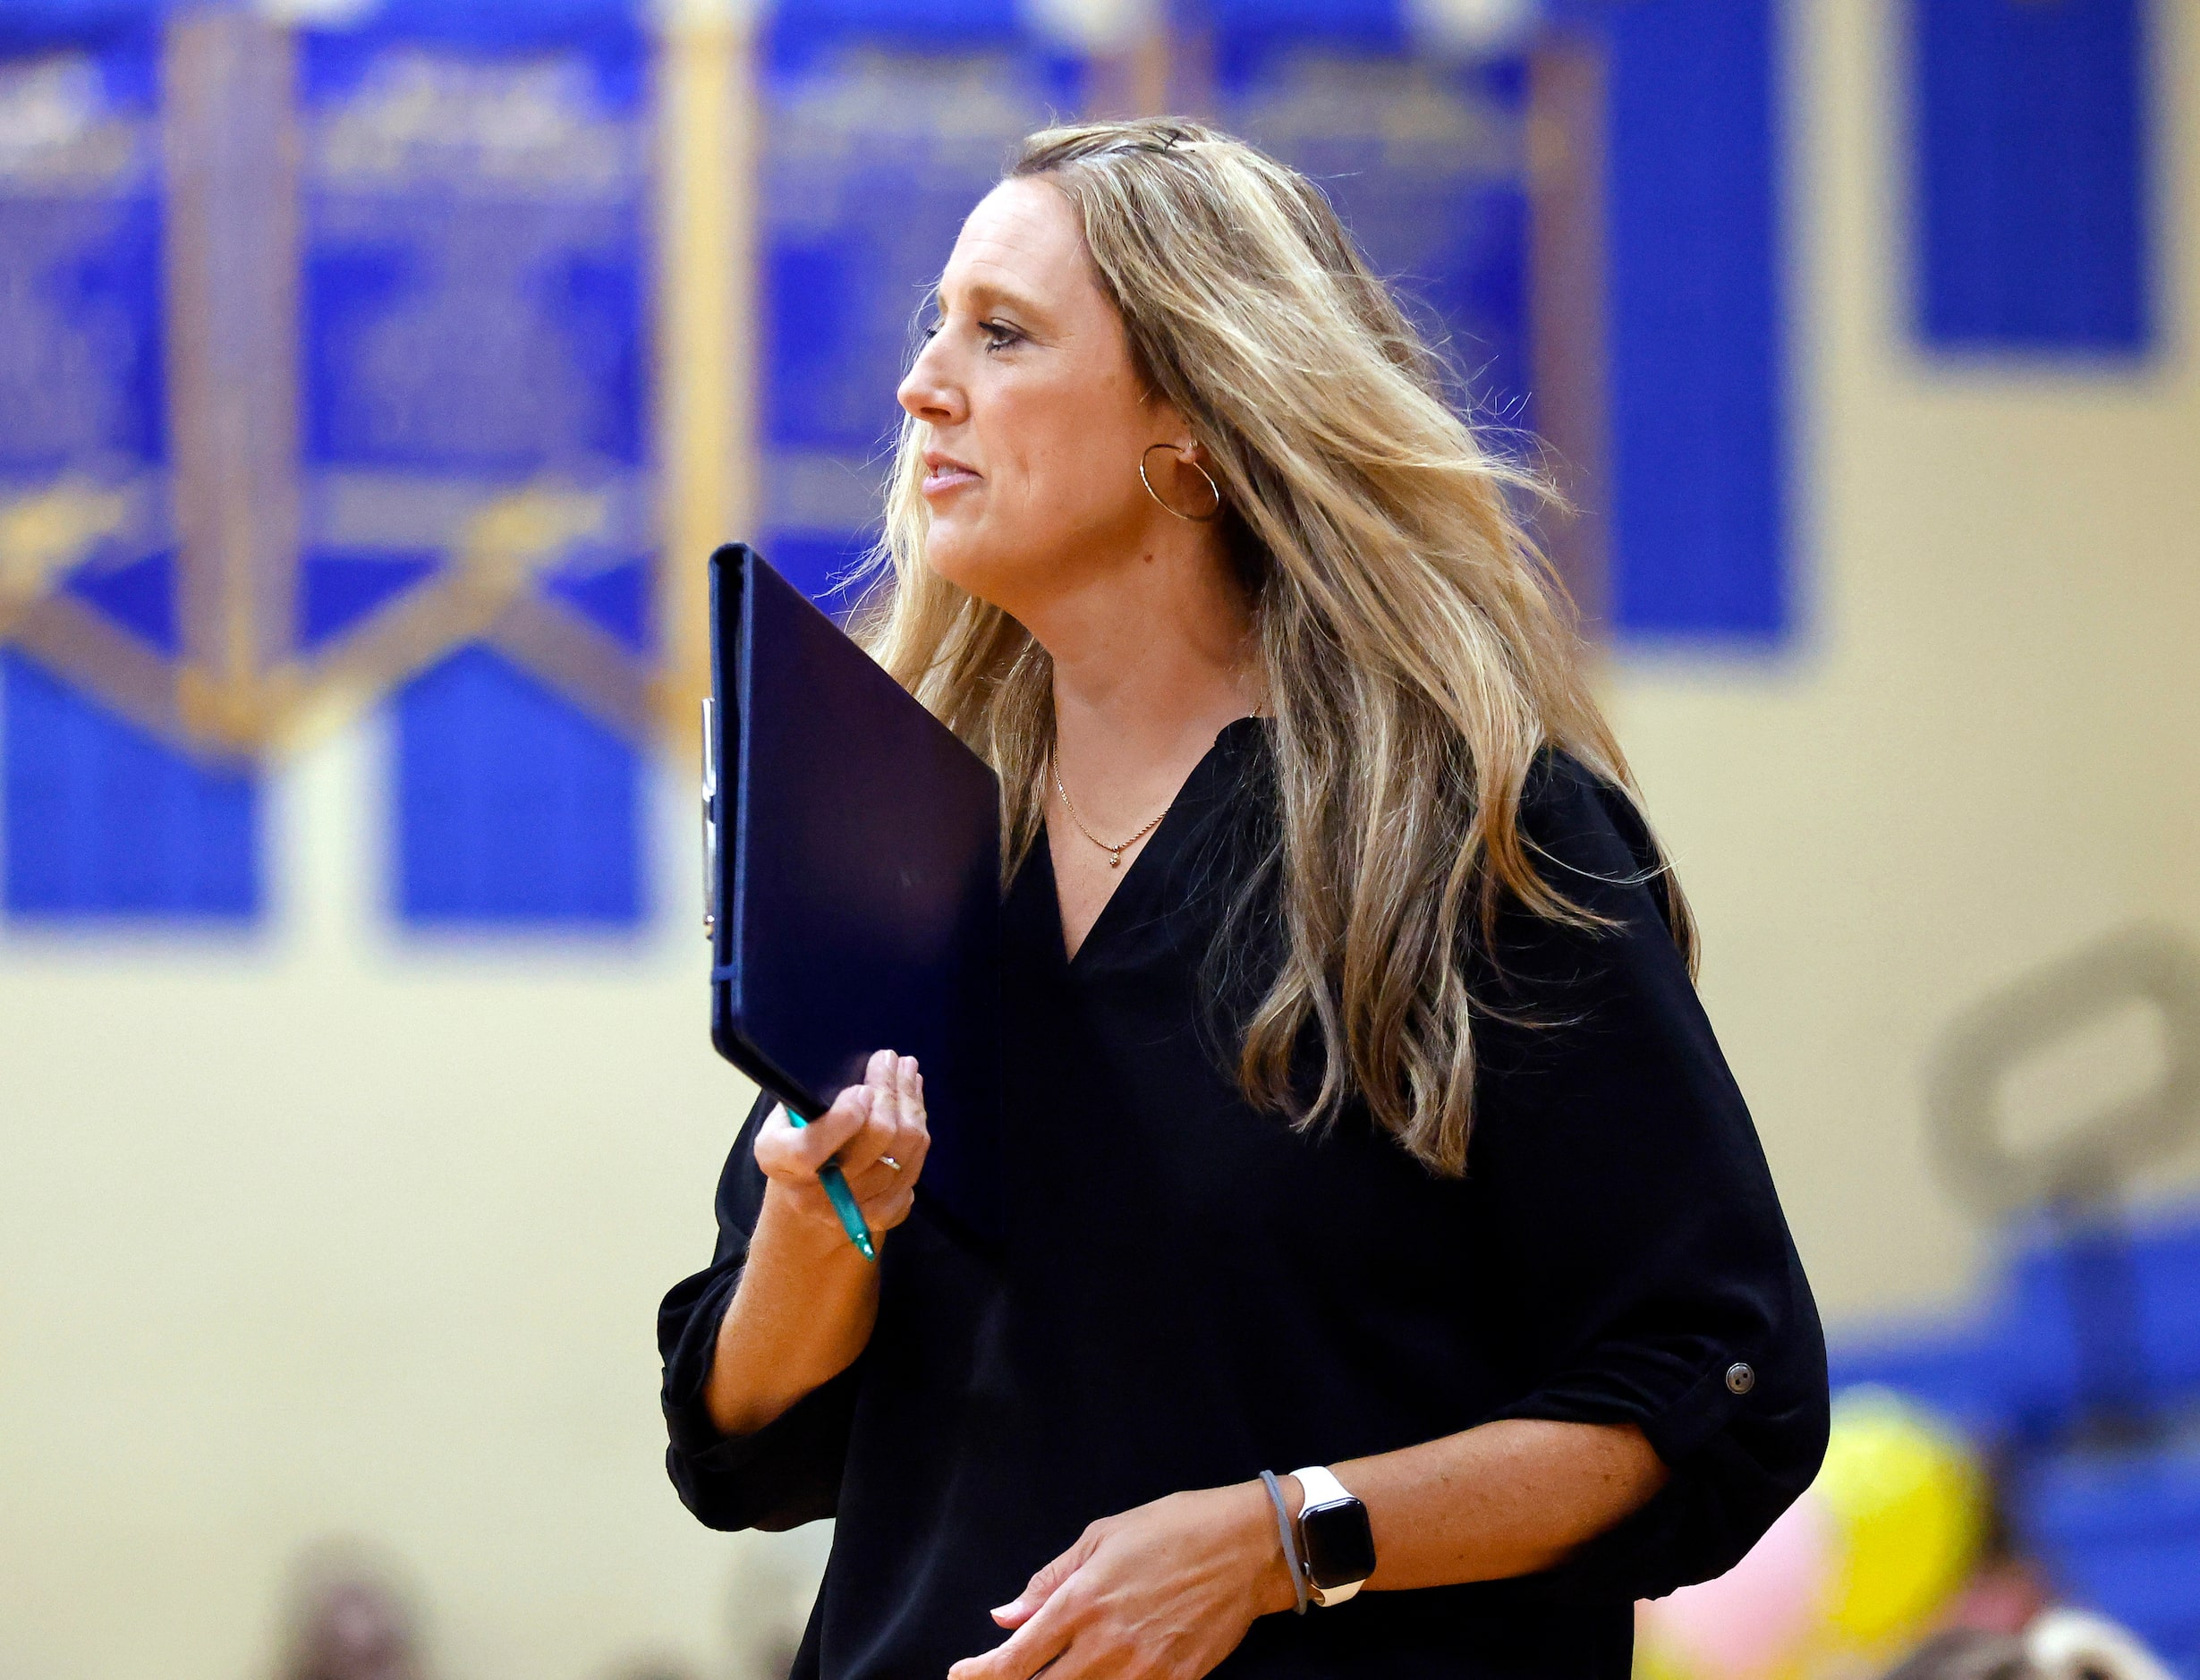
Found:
[947,1481,1295,1680]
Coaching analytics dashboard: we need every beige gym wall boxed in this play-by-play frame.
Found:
[1609,0,2200,1326]
[2,2,2196,1676]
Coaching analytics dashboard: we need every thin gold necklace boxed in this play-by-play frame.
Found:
[1053,759,1167,869]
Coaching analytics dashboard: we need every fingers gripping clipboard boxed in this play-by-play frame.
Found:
[702,544,1005,1255]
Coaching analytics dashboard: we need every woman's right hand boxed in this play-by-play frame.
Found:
[753,1049,930,1246]
[708,1052,927,1435]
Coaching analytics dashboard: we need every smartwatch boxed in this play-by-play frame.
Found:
[1289,1465,1376,1606]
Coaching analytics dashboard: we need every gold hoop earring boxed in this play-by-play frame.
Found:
[1139,443,1223,522]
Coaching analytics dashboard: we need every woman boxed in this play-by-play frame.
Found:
[658,118,1828,1680]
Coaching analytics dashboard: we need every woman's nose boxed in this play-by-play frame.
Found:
[897,335,964,426]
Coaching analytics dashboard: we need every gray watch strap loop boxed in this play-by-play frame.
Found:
[1259,1470,1310,1616]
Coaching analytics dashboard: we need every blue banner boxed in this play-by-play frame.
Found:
[759,4,1076,611]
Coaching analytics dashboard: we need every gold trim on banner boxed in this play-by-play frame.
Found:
[653,5,759,767]
[164,7,303,753]
[0,14,745,767]
[279,485,617,751]
[1527,34,1611,634]
[8,593,193,752]
[485,596,657,743]
[0,480,133,640]
[1086,19,1173,118]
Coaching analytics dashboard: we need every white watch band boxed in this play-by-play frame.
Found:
[1288,1465,1366,1605]
[1291,1464,1352,1508]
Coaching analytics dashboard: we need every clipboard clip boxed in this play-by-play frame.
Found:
[701,696,720,941]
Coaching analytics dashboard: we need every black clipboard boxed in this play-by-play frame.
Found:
[704,544,1004,1252]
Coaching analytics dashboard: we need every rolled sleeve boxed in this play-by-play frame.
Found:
[657,1091,860,1532]
[1467,756,1831,1600]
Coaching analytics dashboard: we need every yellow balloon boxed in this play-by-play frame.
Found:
[1813,1387,1986,1650]
[1632,1619,1699,1680]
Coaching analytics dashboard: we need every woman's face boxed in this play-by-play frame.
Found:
[896,176,1199,617]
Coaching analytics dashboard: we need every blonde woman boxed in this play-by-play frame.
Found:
[659,119,1828,1680]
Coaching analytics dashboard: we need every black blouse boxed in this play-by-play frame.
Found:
[658,718,1829,1679]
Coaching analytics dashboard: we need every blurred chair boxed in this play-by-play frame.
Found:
[2022,1447,2200,1680]
[1835,929,2200,1676]
[1883,1610,2181,1680]
[1882,1631,2041,1680]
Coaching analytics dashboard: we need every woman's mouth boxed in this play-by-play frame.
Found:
[922,453,981,497]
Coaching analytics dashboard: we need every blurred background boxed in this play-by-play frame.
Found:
[1,0,2195,1676]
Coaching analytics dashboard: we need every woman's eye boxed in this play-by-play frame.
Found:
[980,320,1023,352]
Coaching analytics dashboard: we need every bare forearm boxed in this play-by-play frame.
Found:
[705,1056,930,1438]
[1340,1418,1667,1591]
[704,1184,881,1436]
[956,1419,1671,1678]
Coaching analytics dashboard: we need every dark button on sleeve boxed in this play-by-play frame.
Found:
[1466,756,1831,1602]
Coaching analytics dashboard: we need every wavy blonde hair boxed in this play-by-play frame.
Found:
[851,117,1695,1175]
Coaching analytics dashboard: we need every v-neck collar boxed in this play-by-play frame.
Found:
[1027,715,1267,975]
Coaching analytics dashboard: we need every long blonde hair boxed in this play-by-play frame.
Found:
[852,117,1695,1175]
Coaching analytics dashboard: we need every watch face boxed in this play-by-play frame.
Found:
[1299,1497,1376,1591]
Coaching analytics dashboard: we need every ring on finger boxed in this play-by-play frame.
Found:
[879,1155,903,1173]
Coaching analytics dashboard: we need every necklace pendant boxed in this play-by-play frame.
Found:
[1108,851,1123,868]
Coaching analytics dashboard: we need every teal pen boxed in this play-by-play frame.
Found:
[786,1107,878,1261]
